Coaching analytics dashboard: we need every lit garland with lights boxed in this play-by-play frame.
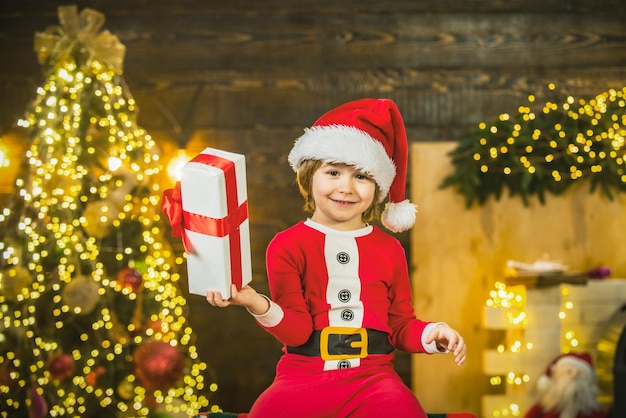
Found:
[441,85,626,207]
[0,6,215,417]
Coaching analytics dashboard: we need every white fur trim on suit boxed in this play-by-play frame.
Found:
[248,294,284,327]
[288,125,396,202]
[421,322,449,354]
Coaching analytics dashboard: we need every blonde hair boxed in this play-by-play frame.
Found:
[295,159,381,223]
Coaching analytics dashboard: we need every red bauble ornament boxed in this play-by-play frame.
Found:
[117,267,143,292]
[47,353,75,381]
[133,340,184,391]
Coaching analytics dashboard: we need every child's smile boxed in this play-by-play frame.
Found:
[310,163,376,230]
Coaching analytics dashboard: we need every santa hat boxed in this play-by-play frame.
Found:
[287,98,417,232]
[537,352,595,391]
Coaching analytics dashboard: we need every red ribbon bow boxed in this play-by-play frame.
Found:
[161,182,249,253]
[162,182,190,248]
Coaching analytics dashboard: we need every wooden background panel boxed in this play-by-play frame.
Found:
[8,15,625,75]
[3,68,624,144]
[120,68,626,155]
[4,0,626,15]
[411,142,490,414]
[2,0,626,14]
[3,6,626,75]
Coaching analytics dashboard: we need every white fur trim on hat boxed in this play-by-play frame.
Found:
[537,352,596,394]
[555,354,594,380]
[288,125,396,202]
[381,200,418,233]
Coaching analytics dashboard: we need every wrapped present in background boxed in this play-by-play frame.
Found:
[163,147,252,298]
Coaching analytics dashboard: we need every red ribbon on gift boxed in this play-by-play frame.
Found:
[162,153,248,289]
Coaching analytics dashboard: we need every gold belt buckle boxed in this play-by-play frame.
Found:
[320,326,368,361]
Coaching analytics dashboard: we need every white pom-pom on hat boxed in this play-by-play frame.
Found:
[288,98,417,232]
[382,199,417,233]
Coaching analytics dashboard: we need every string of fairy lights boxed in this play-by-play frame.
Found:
[0,6,216,417]
[485,281,582,417]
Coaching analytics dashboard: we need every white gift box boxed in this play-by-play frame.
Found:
[179,147,252,298]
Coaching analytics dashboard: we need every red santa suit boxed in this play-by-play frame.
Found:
[247,219,443,418]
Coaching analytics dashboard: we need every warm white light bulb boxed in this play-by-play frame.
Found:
[108,157,122,171]
[167,149,191,182]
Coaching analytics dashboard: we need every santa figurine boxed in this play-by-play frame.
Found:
[525,352,606,418]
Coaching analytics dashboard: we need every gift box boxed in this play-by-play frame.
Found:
[163,147,252,298]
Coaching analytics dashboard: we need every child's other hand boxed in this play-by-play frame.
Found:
[425,323,467,366]
[206,284,270,315]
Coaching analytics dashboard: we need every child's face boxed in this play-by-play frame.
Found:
[310,163,376,230]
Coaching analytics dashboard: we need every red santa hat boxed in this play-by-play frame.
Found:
[287,98,417,232]
[537,352,595,391]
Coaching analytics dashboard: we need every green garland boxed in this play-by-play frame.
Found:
[440,85,626,207]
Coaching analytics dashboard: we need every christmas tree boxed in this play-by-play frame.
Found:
[0,6,214,417]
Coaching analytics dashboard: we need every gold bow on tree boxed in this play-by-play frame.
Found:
[34,5,126,72]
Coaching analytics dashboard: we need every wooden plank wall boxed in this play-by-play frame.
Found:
[1,0,625,414]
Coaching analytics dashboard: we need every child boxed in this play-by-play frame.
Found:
[206,98,466,418]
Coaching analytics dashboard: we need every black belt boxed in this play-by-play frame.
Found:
[286,327,394,361]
